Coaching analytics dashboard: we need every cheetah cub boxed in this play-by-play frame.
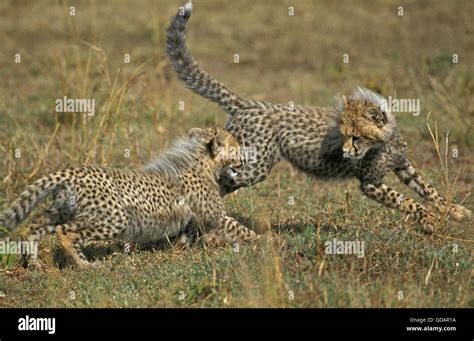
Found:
[166,2,471,233]
[0,128,258,268]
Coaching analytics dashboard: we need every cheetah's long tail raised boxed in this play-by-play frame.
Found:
[166,1,250,116]
[0,174,66,232]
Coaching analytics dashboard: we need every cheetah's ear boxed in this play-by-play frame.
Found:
[189,127,219,143]
[209,132,226,159]
[342,95,349,107]
[190,127,224,157]
[188,127,206,140]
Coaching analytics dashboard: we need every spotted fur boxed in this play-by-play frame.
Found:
[166,2,471,233]
[0,128,258,268]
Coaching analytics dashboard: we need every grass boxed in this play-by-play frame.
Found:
[0,0,472,308]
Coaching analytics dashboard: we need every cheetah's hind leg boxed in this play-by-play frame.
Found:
[55,223,94,269]
[56,218,128,268]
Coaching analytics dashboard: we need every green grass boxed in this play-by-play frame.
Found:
[0,0,472,308]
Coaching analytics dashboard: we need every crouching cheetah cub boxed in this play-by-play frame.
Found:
[0,127,259,268]
[166,2,471,233]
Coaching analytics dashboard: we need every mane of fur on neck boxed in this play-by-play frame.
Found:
[334,86,397,136]
[143,136,207,180]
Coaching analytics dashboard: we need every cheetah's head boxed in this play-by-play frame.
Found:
[189,127,243,171]
[338,87,396,160]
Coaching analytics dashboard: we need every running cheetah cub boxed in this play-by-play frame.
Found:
[0,127,258,268]
[166,2,471,233]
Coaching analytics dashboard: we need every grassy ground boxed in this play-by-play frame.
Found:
[0,0,472,307]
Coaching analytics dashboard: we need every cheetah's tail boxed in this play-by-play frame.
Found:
[166,1,249,115]
[0,174,66,233]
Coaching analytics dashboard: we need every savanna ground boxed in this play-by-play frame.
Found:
[0,0,472,308]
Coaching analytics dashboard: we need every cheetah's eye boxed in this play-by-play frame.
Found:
[367,110,378,120]
[367,109,386,125]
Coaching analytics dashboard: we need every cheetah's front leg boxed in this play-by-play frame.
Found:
[204,215,260,244]
[361,182,437,233]
[394,163,471,222]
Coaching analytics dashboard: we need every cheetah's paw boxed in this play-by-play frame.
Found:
[449,204,471,222]
[419,213,438,234]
